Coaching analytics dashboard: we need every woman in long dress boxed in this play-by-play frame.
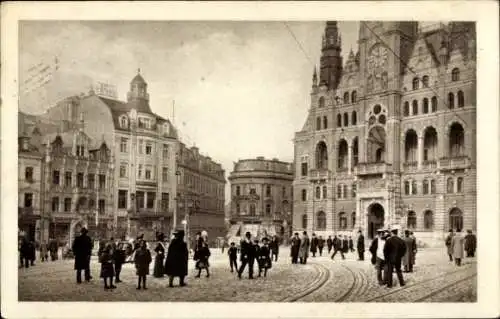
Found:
[153,233,166,278]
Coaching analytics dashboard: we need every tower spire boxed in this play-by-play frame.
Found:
[312,66,318,87]
[319,21,343,90]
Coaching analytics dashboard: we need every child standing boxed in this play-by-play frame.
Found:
[134,239,152,290]
[99,242,116,290]
[228,242,238,272]
[195,241,211,278]
[113,242,126,283]
[258,238,272,277]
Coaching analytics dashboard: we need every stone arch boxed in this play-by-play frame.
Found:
[317,211,326,230]
[337,139,349,170]
[404,129,418,163]
[315,141,328,169]
[367,125,386,163]
[448,207,464,231]
[422,126,438,161]
[448,122,465,157]
[367,202,385,239]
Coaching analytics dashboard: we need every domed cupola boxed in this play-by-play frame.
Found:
[127,69,152,113]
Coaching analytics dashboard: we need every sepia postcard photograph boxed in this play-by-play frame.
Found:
[1,1,499,319]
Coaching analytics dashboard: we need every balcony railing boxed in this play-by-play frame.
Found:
[355,162,393,176]
[422,160,437,170]
[402,161,418,172]
[438,156,471,170]
[308,169,331,181]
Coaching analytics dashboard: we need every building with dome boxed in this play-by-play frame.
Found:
[293,21,476,246]
[41,71,179,240]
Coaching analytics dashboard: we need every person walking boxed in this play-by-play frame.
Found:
[228,242,238,272]
[356,231,365,261]
[237,232,256,279]
[48,238,58,261]
[40,240,48,262]
[134,239,152,290]
[383,228,407,288]
[99,242,116,290]
[348,236,354,253]
[290,233,301,264]
[153,233,166,278]
[317,236,325,256]
[72,227,93,284]
[257,238,272,277]
[331,235,345,260]
[165,230,189,287]
[299,231,310,264]
[310,233,318,258]
[113,242,126,283]
[269,235,279,262]
[195,241,211,278]
[369,229,387,285]
[451,228,465,266]
[464,230,477,257]
[402,230,417,272]
[20,237,31,268]
[326,236,333,254]
[445,229,454,262]
[28,240,36,266]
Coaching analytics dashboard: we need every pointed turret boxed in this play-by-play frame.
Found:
[126,69,152,113]
[439,39,449,66]
[319,21,343,90]
[312,66,318,87]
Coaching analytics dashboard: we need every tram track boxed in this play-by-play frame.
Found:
[413,273,477,302]
[282,263,331,302]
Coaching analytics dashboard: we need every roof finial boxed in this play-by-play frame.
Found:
[137,68,141,74]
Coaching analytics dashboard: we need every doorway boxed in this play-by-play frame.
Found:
[367,203,385,239]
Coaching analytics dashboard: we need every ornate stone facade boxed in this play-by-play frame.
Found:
[293,22,476,246]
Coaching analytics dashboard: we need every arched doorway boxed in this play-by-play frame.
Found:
[367,203,385,239]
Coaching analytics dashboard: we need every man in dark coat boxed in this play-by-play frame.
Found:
[48,238,58,261]
[317,236,325,256]
[383,228,407,288]
[357,231,365,261]
[72,227,94,283]
[20,238,31,268]
[165,230,189,287]
[290,233,301,264]
[269,236,279,262]
[310,233,318,257]
[348,236,354,252]
[331,235,345,260]
[326,236,333,254]
[464,230,477,257]
[238,232,256,279]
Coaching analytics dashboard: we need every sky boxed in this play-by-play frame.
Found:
[19,21,359,200]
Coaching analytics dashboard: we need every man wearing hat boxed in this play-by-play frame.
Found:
[72,227,94,284]
[464,230,477,258]
[402,230,417,273]
[383,228,407,288]
[238,232,256,279]
[369,229,387,285]
[165,229,189,287]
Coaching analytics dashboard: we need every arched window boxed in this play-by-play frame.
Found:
[343,113,349,126]
[457,90,464,107]
[422,75,429,87]
[352,111,357,125]
[301,189,307,201]
[339,212,347,229]
[457,177,463,192]
[449,208,463,231]
[352,138,359,166]
[351,212,356,229]
[412,77,420,90]
[337,184,342,199]
[375,148,383,163]
[343,184,348,198]
[120,116,128,128]
[236,203,240,214]
[423,127,438,162]
[423,180,429,194]
[302,214,308,229]
[351,183,357,198]
[317,211,326,230]
[430,179,436,194]
[266,185,271,196]
[403,101,410,116]
[451,68,460,82]
[337,114,342,127]
[405,130,418,163]
[337,139,348,170]
[265,204,271,215]
[447,177,454,193]
[343,92,350,104]
[316,117,321,130]
[407,211,417,229]
[315,141,328,169]
[423,98,429,114]
[319,96,325,108]
[404,180,410,195]
[236,186,241,196]
[412,180,417,195]
[412,100,418,115]
[448,92,455,109]
[351,91,357,103]
[431,96,438,112]
[449,123,465,157]
[424,210,434,230]
[323,116,328,129]
[322,186,327,199]
[315,186,321,199]
[249,204,256,216]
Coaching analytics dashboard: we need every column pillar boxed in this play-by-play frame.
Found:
[418,136,424,169]
[347,144,352,175]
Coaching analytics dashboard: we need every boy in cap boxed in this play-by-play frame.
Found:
[228,242,238,272]
[238,232,256,279]
[258,237,272,277]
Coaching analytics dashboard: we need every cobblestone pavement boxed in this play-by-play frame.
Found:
[18,247,476,302]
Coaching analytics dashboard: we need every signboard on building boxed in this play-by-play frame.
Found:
[94,81,118,99]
